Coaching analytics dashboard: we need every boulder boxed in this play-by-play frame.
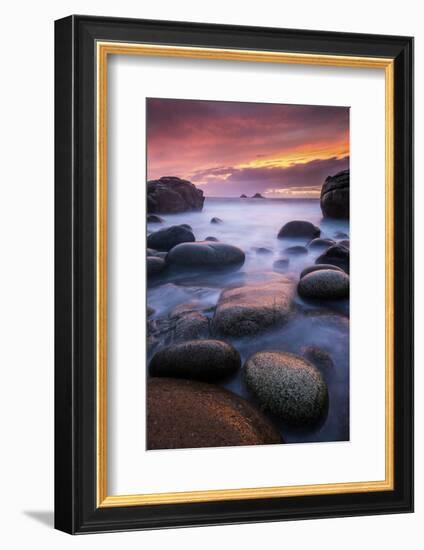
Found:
[204,236,219,242]
[284,245,308,256]
[244,351,328,426]
[147,176,204,214]
[147,378,281,449]
[212,276,295,336]
[300,263,343,279]
[278,220,320,239]
[240,194,248,198]
[339,239,350,248]
[308,238,335,250]
[167,241,245,270]
[149,339,241,381]
[210,217,223,224]
[179,223,192,231]
[147,225,195,251]
[147,214,164,223]
[252,193,265,199]
[334,231,349,239]
[298,269,349,300]
[147,256,166,277]
[320,169,349,218]
[316,244,349,273]
[254,247,273,255]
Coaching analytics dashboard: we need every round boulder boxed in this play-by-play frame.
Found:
[147,225,195,251]
[273,258,290,272]
[254,247,272,255]
[278,220,320,239]
[320,169,349,218]
[205,236,219,242]
[308,238,335,250]
[316,244,349,273]
[298,269,349,300]
[149,339,241,381]
[210,217,223,224]
[244,351,328,426]
[300,263,343,279]
[284,245,308,256]
[147,378,281,449]
[167,241,245,269]
[147,256,166,277]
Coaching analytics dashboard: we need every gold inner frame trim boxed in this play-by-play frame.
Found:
[96,41,395,508]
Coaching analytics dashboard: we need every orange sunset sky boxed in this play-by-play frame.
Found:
[146,98,349,198]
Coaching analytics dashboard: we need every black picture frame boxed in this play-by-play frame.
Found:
[55,14,414,534]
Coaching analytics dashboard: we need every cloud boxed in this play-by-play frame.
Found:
[192,156,349,197]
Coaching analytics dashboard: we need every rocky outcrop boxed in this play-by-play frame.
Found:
[251,193,265,199]
[240,194,247,198]
[147,378,282,449]
[212,276,295,336]
[320,169,349,218]
[278,220,320,239]
[147,176,205,213]
[149,339,241,381]
[244,351,328,426]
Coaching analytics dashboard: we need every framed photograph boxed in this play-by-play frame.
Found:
[54,15,413,534]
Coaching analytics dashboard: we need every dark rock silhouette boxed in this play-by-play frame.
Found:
[320,169,349,218]
[147,176,204,213]
[251,193,265,199]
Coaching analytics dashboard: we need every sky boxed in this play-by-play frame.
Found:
[146,98,349,198]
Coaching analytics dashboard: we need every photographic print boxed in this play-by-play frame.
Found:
[146,98,350,450]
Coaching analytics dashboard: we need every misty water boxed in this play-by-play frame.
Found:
[147,197,349,444]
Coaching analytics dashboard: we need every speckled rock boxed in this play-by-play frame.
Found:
[298,269,349,300]
[244,351,328,425]
[212,276,295,336]
[167,241,245,269]
[278,220,320,239]
[149,339,241,381]
[300,263,344,279]
[147,225,195,251]
[147,378,282,449]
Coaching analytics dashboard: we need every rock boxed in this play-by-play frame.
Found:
[273,258,290,272]
[244,351,328,426]
[147,256,166,277]
[147,225,195,251]
[147,214,164,223]
[316,244,349,273]
[147,378,281,449]
[212,277,295,336]
[204,236,219,242]
[147,303,210,353]
[320,169,349,218]
[334,231,349,239]
[278,220,320,239]
[149,339,241,381]
[298,269,349,300]
[147,306,155,317]
[240,194,247,198]
[339,239,350,248]
[254,247,272,255]
[252,193,265,199]
[167,241,245,270]
[308,238,335,250]
[301,346,334,372]
[300,264,344,279]
[284,245,308,256]
[147,176,204,213]
[210,217,223,224]
[179,223,192,231]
